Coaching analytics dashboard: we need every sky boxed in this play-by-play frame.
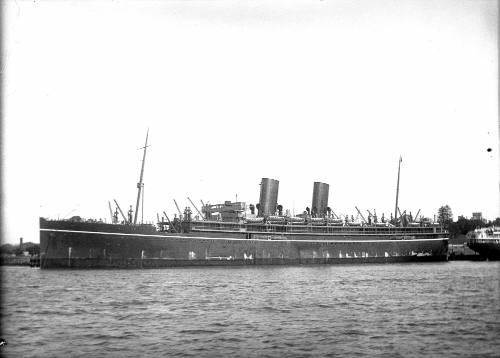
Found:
[2,0,499,244]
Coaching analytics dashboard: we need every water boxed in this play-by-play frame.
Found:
[1,262,499,357]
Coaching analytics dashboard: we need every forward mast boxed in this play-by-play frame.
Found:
[134,129,149,225]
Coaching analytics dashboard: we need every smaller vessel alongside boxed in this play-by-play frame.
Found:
[467,227,500,260]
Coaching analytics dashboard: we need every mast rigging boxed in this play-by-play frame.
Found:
[134,129,149,225]
[394,156,402,224]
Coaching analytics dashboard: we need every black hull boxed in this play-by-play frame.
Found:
[41,255,448,269]
[40,219,448,269]
[467,242,500,260]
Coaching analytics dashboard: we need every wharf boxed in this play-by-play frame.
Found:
[0,255,40,267]
[448,244,483,261]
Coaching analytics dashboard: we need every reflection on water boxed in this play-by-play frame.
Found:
[2,262,500,357]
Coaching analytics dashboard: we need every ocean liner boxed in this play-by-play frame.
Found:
[39,133,448,268]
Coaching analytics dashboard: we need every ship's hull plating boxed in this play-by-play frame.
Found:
[40,225,448,269]
[467,242,500,260]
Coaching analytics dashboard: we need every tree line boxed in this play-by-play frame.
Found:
[0,242,40,256]
[437,204,500,238]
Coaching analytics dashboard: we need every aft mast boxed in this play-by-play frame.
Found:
[394,156,402,223]
[134,129,149,225]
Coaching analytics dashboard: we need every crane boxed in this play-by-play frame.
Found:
[114,199,128,224]
[163,211,178,233]
[414,209,421,222]
[397,208,407,225]
[187,197,205,220]
[173,199,183,219]
[108,201,114,223]
[355,206,367,223]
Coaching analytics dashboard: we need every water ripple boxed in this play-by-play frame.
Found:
[2,262,500,357]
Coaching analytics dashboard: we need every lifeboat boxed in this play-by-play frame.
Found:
[268,216,286,223]
[246,217,264,223]
[287,217,305,223]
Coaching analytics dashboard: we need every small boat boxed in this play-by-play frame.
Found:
[467,227,500,260]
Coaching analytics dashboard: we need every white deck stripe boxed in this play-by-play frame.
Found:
[40,228,448,243]
[192,229,441,236]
